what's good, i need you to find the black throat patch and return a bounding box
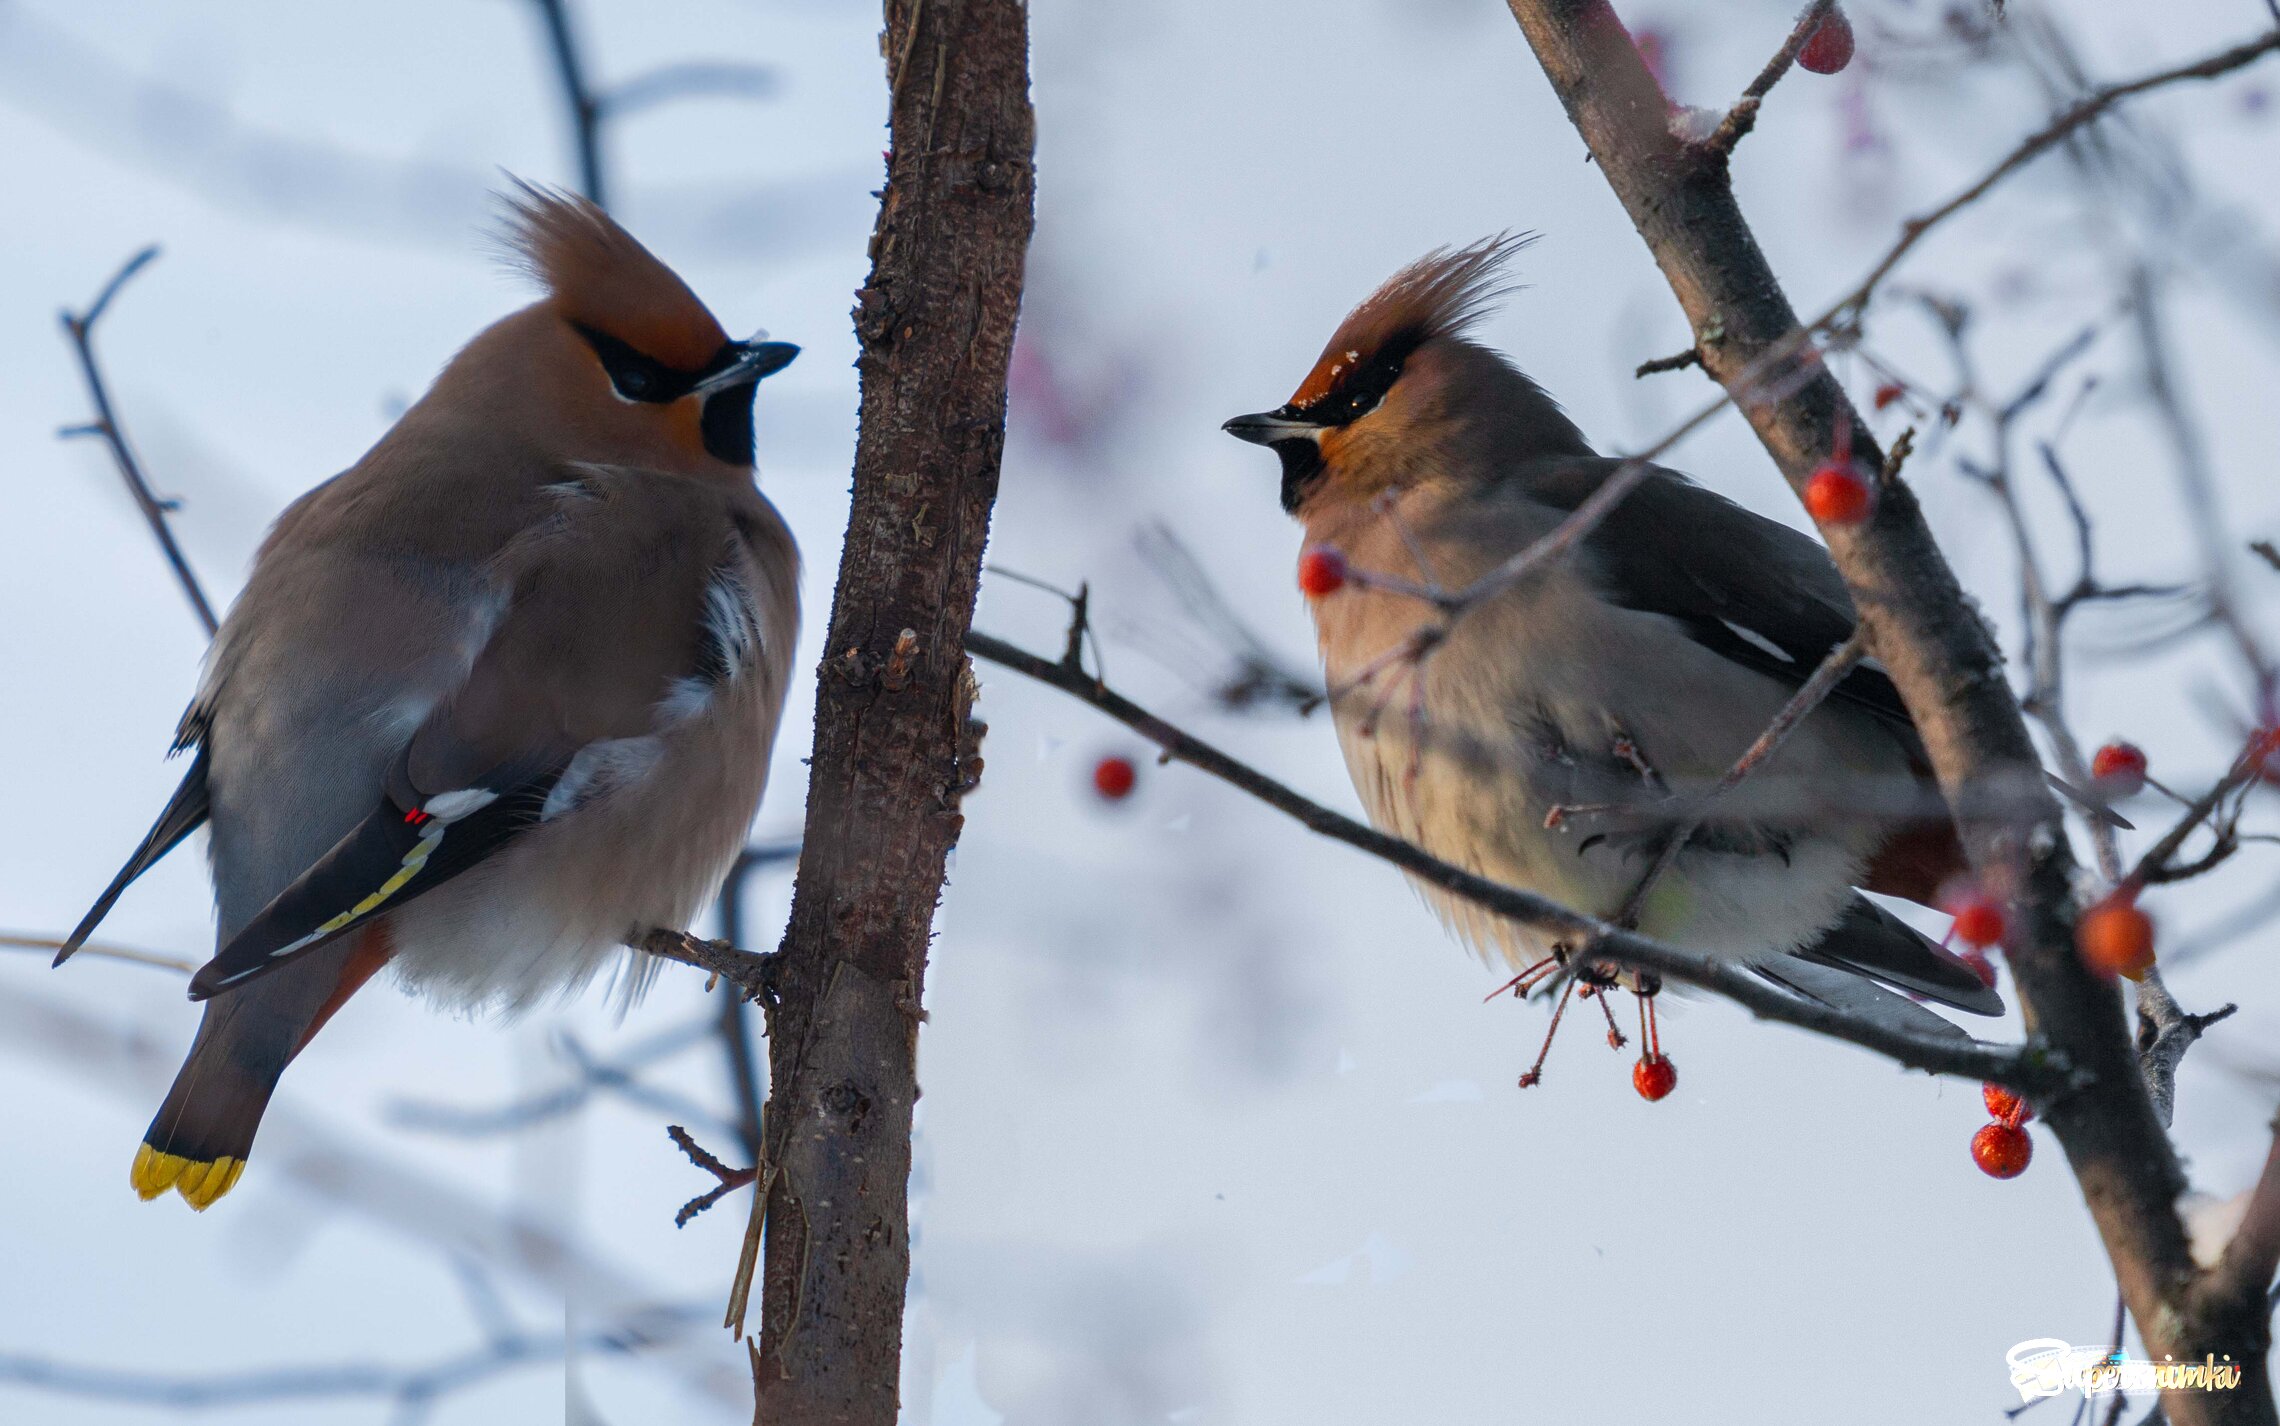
[1274,438,1325,513]
[701,382,757,466]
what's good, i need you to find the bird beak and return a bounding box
[694,339,801,396]
[1222,411,1322,445]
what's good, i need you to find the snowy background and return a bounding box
[3,1,2278,1422]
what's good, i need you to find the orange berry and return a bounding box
[1297,546,1348,599]
[2090,741,2148,797]
[1797,8,1855,75]
[1804,464,1875,525]
[1633,1054,1677,1101]
[1983,1083,2032,1125]
[1873,381,1905,411]
[1971,1121,2032,1179]
[1092,755,1137,801]
[2077,897,2155,979]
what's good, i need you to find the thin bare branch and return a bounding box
[387,1018,733,1140]
[1634,346,1701,378]
[1829,30,2280,323]
[667,1124,758,1228]
[2126,734,2275,890]
[59,247,218,637]
[527,0,605,208]
[2136,976,2239,1128]
[0,931,196,976]
[1701,0,1839,158]
[0,1306,710,1415]
[635,927,780,1003]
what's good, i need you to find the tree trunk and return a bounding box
[753,2,1034,1420]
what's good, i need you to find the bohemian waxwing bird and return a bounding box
[1222,235,2006,1067]
[57,183,802,1209]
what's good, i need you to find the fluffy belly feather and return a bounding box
[1317,562,1890,969]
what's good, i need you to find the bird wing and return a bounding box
[188,472,768,1001]
[57,744,213,965]
[1530,459,2125,839]
[1526,459,1923,741]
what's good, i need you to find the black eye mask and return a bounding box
[574,323,702,404]
[572,323,784,466]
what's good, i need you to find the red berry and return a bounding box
[1959,948,1997,989]
[1804,464,1875,525]
[2077,896,2155,980]
[1971,1121,2032,1179]
[1633,1054,1678,1101]
[1092,755,1137,801]
[1947,894,2006,949]
[1297,546,1349,599]
[1797,7,1855,75]
[1873,381,1905,411]
[2090,741,2148,797]
[1983,1083,2033,1125]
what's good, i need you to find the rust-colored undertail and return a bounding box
[133,924,394,1210]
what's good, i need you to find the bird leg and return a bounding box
[1516,971,1581,1089]
[1482,947,1569,1002]
[1496,954,1649,1088]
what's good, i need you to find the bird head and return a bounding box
[1224,234,1588,515]
[440,181,797,475]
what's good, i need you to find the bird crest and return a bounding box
[1289,232,1534,411]
[499,179,728,372]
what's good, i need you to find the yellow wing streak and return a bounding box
[297,821,448,946]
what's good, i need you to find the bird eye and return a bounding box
[572,322,692,404]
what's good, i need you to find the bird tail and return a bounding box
[135,925,393,1210]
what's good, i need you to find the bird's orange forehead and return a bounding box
[1290,347,1370,409]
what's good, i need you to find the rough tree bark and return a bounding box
[1500,3,2271,1420]
[752,3,1034,1421]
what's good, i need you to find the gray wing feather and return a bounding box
[1753,957,1977,1044]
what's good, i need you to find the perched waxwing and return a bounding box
[1224,235,2007,1048]
[59,182,802,1208]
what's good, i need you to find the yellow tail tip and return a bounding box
[130,1145,245,1210]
